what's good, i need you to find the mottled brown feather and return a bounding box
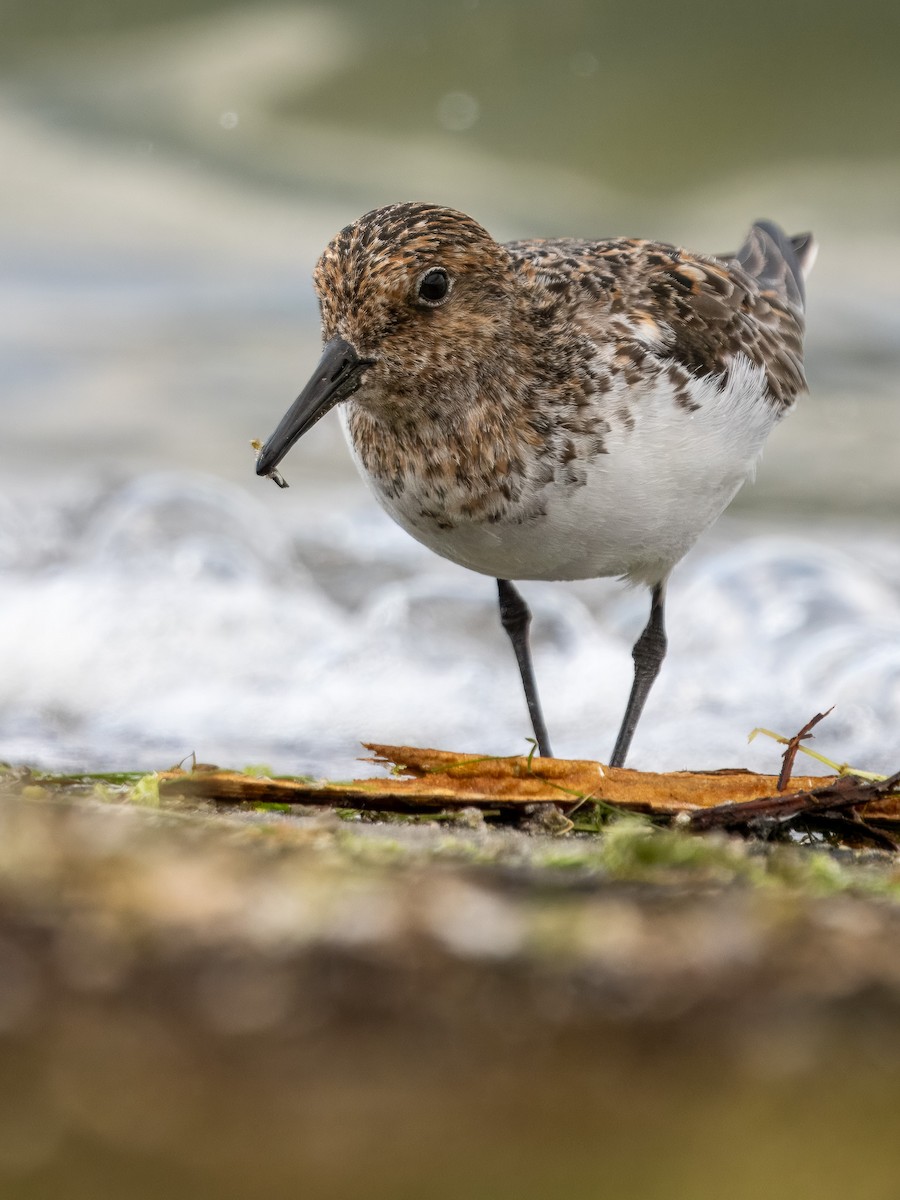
[506,230,807,409]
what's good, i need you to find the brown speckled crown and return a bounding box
[314,202,517,356]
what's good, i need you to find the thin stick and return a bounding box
[777,708,834,792]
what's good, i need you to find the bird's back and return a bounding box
[504,221,813,413]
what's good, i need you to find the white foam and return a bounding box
[0,473,897,779]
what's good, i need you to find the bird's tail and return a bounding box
[734,220,817,310]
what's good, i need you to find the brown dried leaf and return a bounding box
[154,743,900,823]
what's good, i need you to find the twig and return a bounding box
[689,769,900,835]
[749,724,883,782]
[777,708,833,792]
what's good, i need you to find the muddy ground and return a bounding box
[1,771,899,1199]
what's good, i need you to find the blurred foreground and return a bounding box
[1,777,900,1199]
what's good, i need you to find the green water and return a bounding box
[6,0,900,193]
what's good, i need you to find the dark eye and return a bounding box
[417,268,451,306]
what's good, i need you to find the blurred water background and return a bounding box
[2,0,899,777]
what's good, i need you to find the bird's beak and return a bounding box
[255,336,371,477]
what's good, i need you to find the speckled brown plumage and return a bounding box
[306,203,809,547]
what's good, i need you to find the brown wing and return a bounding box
[639,227,808,408]
[507,225,811,411]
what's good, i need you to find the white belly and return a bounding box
[342,358,780,586]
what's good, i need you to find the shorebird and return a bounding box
[255,203,814,767]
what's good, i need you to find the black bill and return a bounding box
[255,336,371,478]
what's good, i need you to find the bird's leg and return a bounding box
[610,581,667,768]
[496,579,553,758]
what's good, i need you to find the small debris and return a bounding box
[250,439,289,489]
[453,806,487,829]
[521,802,573,836]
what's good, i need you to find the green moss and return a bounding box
[33,769,148,786]
[243,765,317,783]
[243,763,276,778]
[126,774,160,808]
[597,817,752,877]
[20,784,50,801]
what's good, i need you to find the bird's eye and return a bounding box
[417,268,451,306]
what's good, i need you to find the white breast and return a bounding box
[341,355,779,586]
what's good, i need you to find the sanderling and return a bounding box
[256,203,815,766]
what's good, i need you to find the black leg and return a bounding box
[610,581,667,768]
[496,579,553,758]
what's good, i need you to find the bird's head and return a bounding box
[255,202,516,478]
